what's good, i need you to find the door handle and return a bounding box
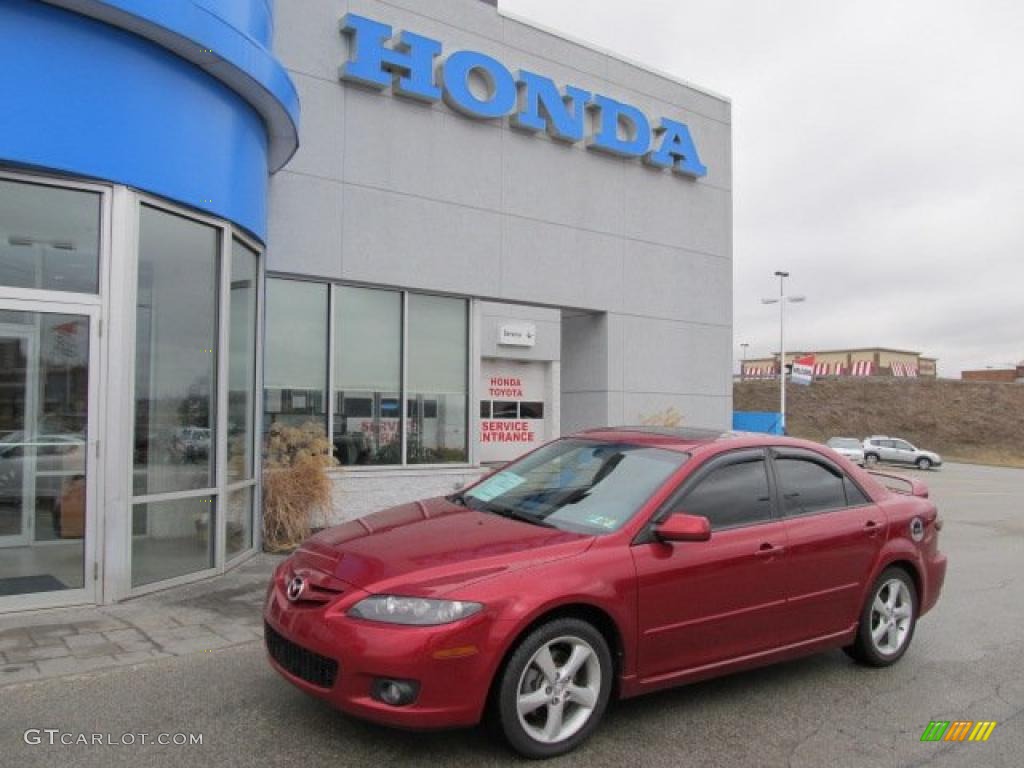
[864,520,881,537]
[755,542,785,558]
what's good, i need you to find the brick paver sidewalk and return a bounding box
[0,555,283,687]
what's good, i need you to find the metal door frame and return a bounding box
[0,322,38,547]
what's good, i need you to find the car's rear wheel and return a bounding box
[864,453,880,467]
[845,567,917,667]
[916,457,932,470]
[493,618,612,759]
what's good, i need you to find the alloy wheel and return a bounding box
[515,636,602,744]
[869,578,913,655]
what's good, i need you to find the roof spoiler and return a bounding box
[868,471,930,499]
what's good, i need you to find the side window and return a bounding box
[844,476,870,506]
[893,440,913,451]
[675,459,772,530]
[775,457,848,516]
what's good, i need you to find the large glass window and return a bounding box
[333,286,402,465]
[226,485,253,560]
[264,280,327,438]
[264,280,470,467]
[132,210,261,586]
[226,240,259,559]
[228,241,258,484]
[407,294,468,464]
[0,179,100,294]
[133,206,219,496]
[131,496,214,587]
[1,175,263,599]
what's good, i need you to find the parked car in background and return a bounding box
[171,426,211,462]
[265,427,946,758]
[0,432,86,500]
[826,437,865,465]
[863,436,942,470]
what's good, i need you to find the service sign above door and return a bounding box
[499,323,536,348]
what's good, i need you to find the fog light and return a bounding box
[371,678,419,707]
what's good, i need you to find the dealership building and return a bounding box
[0,0,732,610]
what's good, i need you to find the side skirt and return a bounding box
[620,625,858,699]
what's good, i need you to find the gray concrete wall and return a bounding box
[270,0,733,440]
[328,467,486,522]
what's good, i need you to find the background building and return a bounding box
[961,363,1024,383]
[0,0,732,609]
[742,348,937,380]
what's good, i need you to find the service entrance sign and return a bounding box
[479,360,549,463]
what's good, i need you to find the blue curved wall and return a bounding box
[193,0,274,46]
[0,0,299,240]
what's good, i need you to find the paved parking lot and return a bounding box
[2,462,1022,767]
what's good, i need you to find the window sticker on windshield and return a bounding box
[585,515,619,530]
[468,471,525,502]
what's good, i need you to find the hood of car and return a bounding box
[292,497,593,597]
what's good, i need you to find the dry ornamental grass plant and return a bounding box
[639,406,684,428]
[262,421,338,552]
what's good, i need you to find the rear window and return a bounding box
[775,457,849,516]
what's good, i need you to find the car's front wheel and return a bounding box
[845,567,918,667]
[493,618,612,758]
[916,457,932,470]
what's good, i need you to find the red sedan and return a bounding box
[264,428,947,758]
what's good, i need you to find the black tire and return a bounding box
[491,618,613,759]
[916,457,932,470]
[864,453,880,467]
[844,567,918,667]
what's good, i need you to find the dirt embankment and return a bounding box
[734,377,1024,467]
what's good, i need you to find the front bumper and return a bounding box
[263,570,500,730]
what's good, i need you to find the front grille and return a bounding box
[265,622,339,689]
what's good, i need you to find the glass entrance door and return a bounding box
[0,324,35,548]
[0,304,97,605]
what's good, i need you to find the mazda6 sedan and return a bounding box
[264,427,947,758]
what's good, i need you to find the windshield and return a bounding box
[828,438,861,449]
[461,439,688,535]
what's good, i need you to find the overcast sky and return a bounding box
[501,0,1024,377]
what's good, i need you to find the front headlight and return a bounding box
[348,596,483,626]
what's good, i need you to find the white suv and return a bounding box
[862,436,942,470]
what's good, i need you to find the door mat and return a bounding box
[0,574,68,596]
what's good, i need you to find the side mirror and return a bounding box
[655,513,711,543]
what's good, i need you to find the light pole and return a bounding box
[740,343,749,377]
[761,272,805,434]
